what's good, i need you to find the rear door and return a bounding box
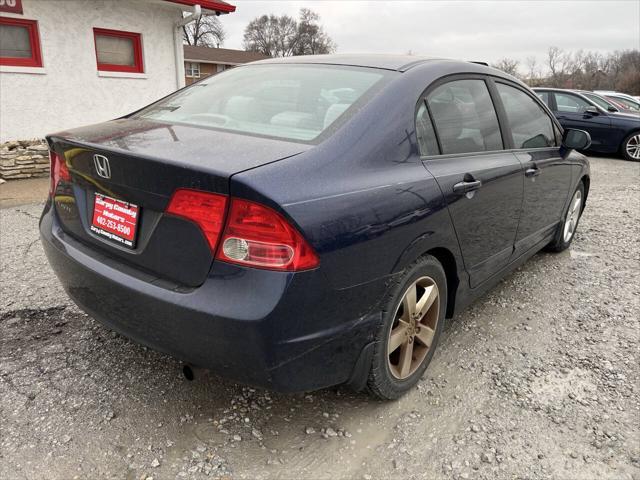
[494,81,572,255]
[418,76,524,288]
[551,91,613,150]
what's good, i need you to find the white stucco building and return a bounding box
[0,0,235,141]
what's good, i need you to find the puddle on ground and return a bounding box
[570,250,597,258]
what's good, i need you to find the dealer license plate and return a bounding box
[90,193,139,249]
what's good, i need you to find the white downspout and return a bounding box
[174,4,202,89]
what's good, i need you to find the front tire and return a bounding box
[367,255,447,400]
[621,131,640,162]
[547,182,585,252]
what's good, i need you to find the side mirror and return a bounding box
[584,106,599,115]
[562,129,591,151]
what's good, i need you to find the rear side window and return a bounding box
[426,79,502,155]
[415,102,439,155]
[496,84,555,149]
[535,91,550,106]
[554,92,591,113]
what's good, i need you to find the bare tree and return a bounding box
[294,9,336,55]
[242,14,298,57]
[482,47,639,94]
[492,58,520,77]
[525,56,540,86]
[243,9,336,57]
[183,15,225,47]
[547,46,567,80]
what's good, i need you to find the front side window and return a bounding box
[554,92,591,113]
[497,83,555,149]
[583,93,616,111]
[426,79,503,155]
[135,64,391,142]
[185,62,200,78]
[93,27,143,73]
[0,16,42,67]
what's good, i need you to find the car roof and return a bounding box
[252,54,461,72]
[532,87,576,92]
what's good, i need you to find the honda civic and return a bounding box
[40,55,591,399]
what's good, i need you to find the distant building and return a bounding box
[183,45,269,85]
[0,0,236,142]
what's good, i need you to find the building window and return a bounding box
[185,62,200,78]
[0,17,43,67]
[93,27,143,73]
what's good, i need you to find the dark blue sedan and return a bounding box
[40,55,591,399]
[534,87,640,161]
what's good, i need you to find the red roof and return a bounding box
[164,0,236,14]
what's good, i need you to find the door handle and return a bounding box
[525,167,541,177]
[453,179,482,194]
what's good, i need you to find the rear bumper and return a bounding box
[39,202,384,392]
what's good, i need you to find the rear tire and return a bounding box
[621,131,640,162]
[366,255,447,400]
[547,182,585,252]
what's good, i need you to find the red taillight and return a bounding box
[49,150,70,195]
[216,198,319,271]
[166,189,228,252]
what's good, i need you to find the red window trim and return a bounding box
[93,27,144,73]
[0,17,43,68]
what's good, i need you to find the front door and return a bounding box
[419,77,523,288]
[494,82,573,255]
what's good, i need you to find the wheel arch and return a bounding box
[580,174,590,208]
[392,233,463,320]
[424,247,459,319]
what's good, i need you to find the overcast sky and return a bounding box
[220,0,640,71]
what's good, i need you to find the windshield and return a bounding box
[134,64,390,142]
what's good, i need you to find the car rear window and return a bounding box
[134,64,390,142]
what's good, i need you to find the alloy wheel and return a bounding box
[626,134,640,160]
[563,189,582,243]
[387,276,440,379]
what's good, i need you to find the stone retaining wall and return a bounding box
[0,140,50,180]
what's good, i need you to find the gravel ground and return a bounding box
[0,156,638,480]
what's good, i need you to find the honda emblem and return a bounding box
[93,154,111,179]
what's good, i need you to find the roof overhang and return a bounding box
[164,0,236,14]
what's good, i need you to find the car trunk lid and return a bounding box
[48,118,310,287]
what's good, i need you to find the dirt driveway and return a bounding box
[1,156,638,480]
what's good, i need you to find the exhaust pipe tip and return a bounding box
[183,364,208,381]
[182,364,196,381]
